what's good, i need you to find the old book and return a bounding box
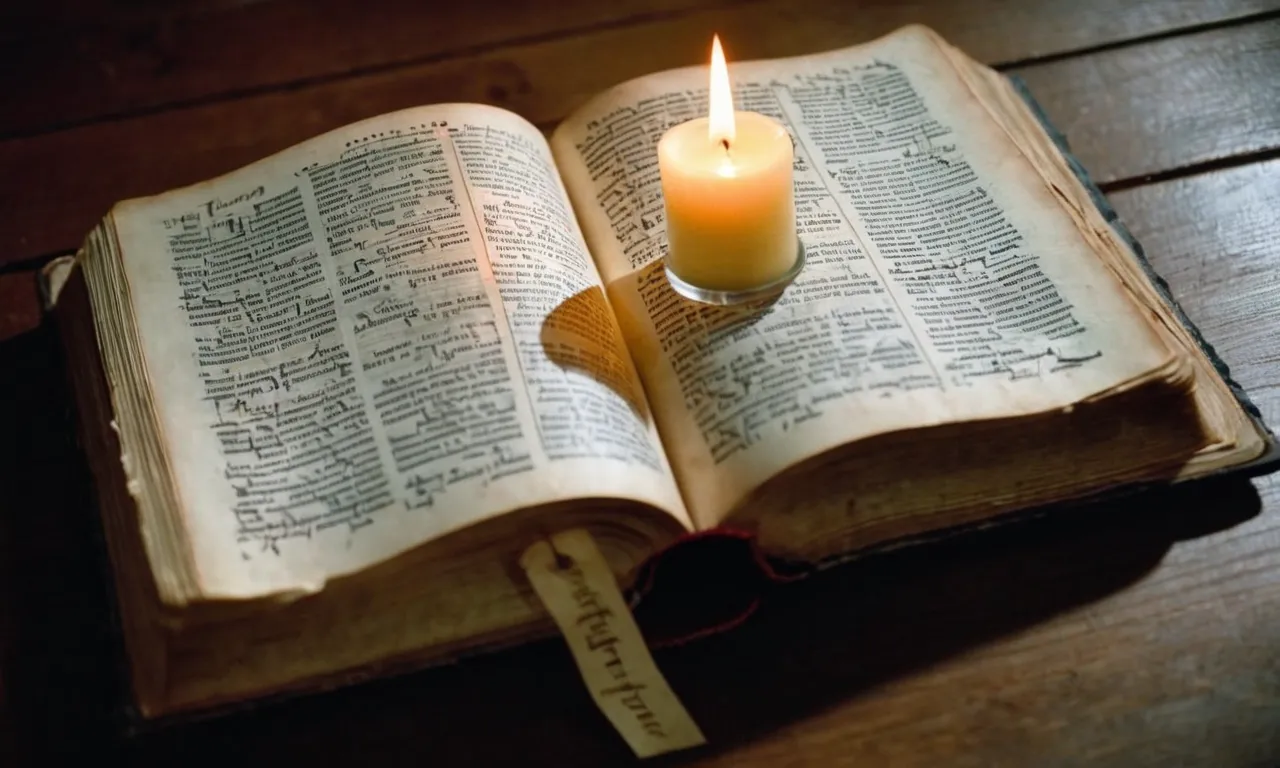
[44,24,1277,719]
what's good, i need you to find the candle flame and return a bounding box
[708,35,735,149]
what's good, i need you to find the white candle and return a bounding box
[658,36,797,293]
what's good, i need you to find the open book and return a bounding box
[46,25,1276,718]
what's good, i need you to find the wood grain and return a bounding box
[2,158,1278,767]
[4,11,1280,267]
[2,0,1272,137]
[1015,19,1280,185]
[0,0,748,137]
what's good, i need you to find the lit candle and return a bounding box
[658,36,798,298]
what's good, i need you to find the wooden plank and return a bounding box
[3,165,1279,765]
[3,14,1279,267]
[1,0,1272,137]
[1014,19,1280,185]
[0,0,747,138]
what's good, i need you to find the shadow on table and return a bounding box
[0,319,1263,767]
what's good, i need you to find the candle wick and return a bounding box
[720,138,730,153]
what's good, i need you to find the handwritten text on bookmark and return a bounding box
[521,529,706,758]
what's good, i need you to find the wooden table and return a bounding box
[2,1,1278,765]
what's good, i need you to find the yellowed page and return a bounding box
[111,104,689,601]
[550,26,1176,529]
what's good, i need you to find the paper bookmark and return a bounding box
[521,529,706,758]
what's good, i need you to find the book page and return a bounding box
[110,104,688,599]
[551,26,1176,528]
